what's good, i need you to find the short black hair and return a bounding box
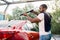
[41,4,47,9]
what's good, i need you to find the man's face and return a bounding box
[39,6,46,13]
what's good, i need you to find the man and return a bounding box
[23,4,52,40]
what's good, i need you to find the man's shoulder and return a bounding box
[38,13,44,16]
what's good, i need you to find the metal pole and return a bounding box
[4,4,9,20]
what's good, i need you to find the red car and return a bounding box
[0,20,39,40]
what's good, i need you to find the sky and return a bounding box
[0,1,55,15]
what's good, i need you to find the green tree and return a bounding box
[51,0,60,34]
[12,4,37,20]
[12,7,23,20]
[51,9,60,34]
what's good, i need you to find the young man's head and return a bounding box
[39,4,47,13]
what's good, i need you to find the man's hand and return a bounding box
[23,13,28,16]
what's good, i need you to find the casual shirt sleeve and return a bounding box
[37,13,44,20]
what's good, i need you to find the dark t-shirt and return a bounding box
[44,13,52,32]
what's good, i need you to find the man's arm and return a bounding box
[23,13,42,23]
[26,15,41,23]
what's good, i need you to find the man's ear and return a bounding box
[44,8,47,10]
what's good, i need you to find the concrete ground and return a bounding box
[51,35,60,40]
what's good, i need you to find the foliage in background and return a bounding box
[51,8,60,34]
[51,0,60,34]
[12,4,36,20]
